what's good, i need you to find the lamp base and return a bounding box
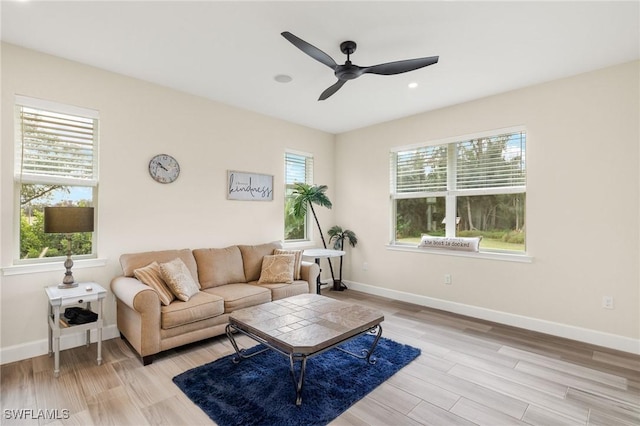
[58,252,77,289]
[58,282,79,289]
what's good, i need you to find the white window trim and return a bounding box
[284,149,314,243]
[282,240,318,250]
[387,244,533,263]
[390,125,526,153]
[15,95,99,119]
[14,96,100,264]
[1,257,108,276]
[390,126,528,259]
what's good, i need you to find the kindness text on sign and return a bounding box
[227,171,274,201]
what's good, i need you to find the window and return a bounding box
[391,129,526,252]
[284,151,313,241]
[15,96,99,262]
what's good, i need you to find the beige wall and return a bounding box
[1,42,638,360]
[0,43,335,356]
[335,60,640,351]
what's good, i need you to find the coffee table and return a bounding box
[225,293,384,405]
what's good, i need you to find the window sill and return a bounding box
[386,245,533,263]
[1,258,109,276]
[283,240,318,250]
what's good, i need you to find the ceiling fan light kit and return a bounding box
[281,31,439,100]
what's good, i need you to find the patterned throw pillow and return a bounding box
[273,249,302,279]
[159,258,200,301]
[133,261,175,306]
[258,254,295,284]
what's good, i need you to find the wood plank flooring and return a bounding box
[1,290,638,425]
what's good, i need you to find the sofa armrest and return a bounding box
[111,276,160,312]
[299,261,320,293]
[110,276,162,358]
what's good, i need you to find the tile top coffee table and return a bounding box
[225,293,384,405]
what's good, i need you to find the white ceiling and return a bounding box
[2,1,639,134]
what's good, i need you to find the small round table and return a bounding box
[302,249,345,293]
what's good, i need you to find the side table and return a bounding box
[302,249,345,293]
[45,282,106,377]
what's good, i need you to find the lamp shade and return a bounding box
[44,207,94,234]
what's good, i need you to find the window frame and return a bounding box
[284,149,314,243]
[390,126,527,256]
[13,96,99,265]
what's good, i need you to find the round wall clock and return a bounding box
[148,154,180,184]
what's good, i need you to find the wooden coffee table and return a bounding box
[225,293,384,405]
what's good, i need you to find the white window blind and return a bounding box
[392,145,448,194]
[392,130,526,194]
[15,98,99,186]
[285,151,313,185]
[456,131,526,190]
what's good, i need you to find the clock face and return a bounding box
[149,154,180,184]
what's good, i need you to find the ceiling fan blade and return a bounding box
[319,79,347,101]
[365,56,439,76]
[281,31,337,70]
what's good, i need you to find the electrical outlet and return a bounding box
[362,262,369,271]
[444,274,452,285]
[602,296,614,309]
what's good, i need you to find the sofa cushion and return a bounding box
[257,280,309,301]
[160,291,224,329]
[273,249,302,280]
[160,258,200,302]
[238,241,282,282]
[203,283,271,313]
[193,246,246,289]
[258,254,295,284]
[133,261,175,306]
[120,249,199,285]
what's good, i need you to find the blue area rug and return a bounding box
[173,334,421,426]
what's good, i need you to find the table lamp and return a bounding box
[44,207,94,289]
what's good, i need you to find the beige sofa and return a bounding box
[110,241,319,365]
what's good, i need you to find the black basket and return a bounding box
[64,307,98,324]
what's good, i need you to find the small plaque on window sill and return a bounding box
[418,236,481,252]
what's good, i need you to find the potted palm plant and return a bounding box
[290,183,336,282]
[328,226,358,291]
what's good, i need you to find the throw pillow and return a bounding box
[133,261,175,306]
[238,241,282,282]
[159,258,200,302]
[273,249,302,280]
[258,254,295,284]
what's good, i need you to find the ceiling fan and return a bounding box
[281,31,439,101]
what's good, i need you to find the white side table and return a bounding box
[302,249,345,294]
[45,282,106,377]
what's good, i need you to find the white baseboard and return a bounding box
[3,285,638,364]
[0,324,120,365]
[344,281,640,355]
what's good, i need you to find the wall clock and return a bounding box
[148,154,180,184]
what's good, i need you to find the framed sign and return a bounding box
[227,170,274,201]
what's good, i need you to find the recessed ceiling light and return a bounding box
[274,74,293,83]
[408,82,419,89]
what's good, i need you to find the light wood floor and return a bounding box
[1,289,639,425]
